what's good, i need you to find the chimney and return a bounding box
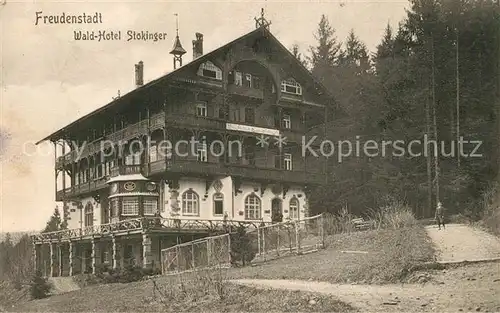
[134,61,144,87]
[192,33,203,60]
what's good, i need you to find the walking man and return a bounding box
[435,202,446,230]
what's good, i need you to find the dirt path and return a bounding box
[425,223,500,262]
[48,277,80,295]
[231,224,500,312]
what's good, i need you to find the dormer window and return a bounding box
[281,78,302,95]
[196,102,207,117]
[197,61,222,80]
[282,114,291,129]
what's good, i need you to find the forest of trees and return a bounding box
[301,0,500,219]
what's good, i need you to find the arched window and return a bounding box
[289,198,299,219]
[244,194,261,220]
[281,78,302,95]
[84,202,94,227]
[182,189,199,216]
[197,61,222,80]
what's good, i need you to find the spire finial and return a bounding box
[174,13,179,36]
[255,8,271,30]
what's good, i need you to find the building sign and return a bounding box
[226,123,280,136]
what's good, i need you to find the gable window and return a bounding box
[234,71,243,86]
[182,189,199,216]
[289,198,299,219]
[143,197,158,216]
[197,142,208,162]
[282,114,291,129]
[196,102,207,117]
[122,197,139,216]
[244,74,252,88]
[245,107,255,124]
[281,78,302,95]
[244,194,261,220]
[197,61,222,80]
[213,193,224,216]
[284,153,292,171]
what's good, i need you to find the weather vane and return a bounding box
[255,8,271,30]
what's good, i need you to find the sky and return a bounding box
[0,0,409,233]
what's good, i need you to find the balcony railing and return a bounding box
[110,165,143,177]
[31,217,273,243]
[228,85,264,99]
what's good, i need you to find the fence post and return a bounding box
[191,242,195,269]
[227,234,231,266]
[257,227,261,256]
[176,245,180,272]
[262,228,266,261]
[295,221,301,254]
[276,225,280,257]
[207,238,211,267]
[320,214,325,248]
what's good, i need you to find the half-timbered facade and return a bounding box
[32,13,330,277]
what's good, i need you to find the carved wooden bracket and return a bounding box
[205,179,214,197]
[283,184,290,199]
[168,179,180,190]
[260,182,268,197]
[92,194,101,204]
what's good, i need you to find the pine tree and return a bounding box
[43,207,63,233]
[308,14,342,79]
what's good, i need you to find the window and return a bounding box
[244,194,261,220]
[245,107,255,124]
[197,143,208,162]
[197,61,222,80]
[213,193,224,216]
[218,104,229,120]
[122,197,139,216]
[245,146,255,166]
[110,198,120,217]
[281,78,302,95]
[234,71,243,86]
[125,152,141,165]
[149,145,158,162]
[282,114,291,129]
[244,74,252,88]
[196,102,207,117]
[182,190,199,215]
[289,198,299,219]
[252,76,261,89]
[143,197,158,216]
[84,202,94,227]
[284,153,292,171]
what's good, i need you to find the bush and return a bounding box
[368,201,417,229]
[29,271,51,299]
[230,226,257,266]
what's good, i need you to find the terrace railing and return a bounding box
[31,217,272,243]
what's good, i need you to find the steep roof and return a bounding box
[37,26,334,144]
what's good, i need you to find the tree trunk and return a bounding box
[431,35,440,207]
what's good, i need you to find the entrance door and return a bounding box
[271,198,283,223]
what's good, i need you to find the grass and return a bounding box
[10,275,354,312]
[478,184,500,236]
[227,226,435,284]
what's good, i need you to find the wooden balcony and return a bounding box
[31,217,272,243]
[165,159,325,185]
[228,85,264,99]
[110,165,143,177]
[56,177,108,201]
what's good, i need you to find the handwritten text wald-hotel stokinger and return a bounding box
[74,30,168,42]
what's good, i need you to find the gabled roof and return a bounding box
[37,26,334,144]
